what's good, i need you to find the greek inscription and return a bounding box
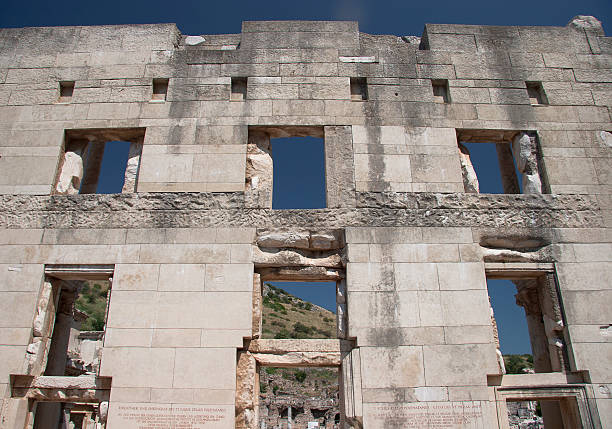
[371,402,484,428]
[115,405,228,428]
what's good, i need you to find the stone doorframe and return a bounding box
[494,383,602,429]
[235,339,363,429]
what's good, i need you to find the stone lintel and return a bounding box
[248,338,352,353]
[45,265,114,280]
[11,375,112,402]
[485,262,555,279]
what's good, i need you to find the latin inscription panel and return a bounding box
[364,401,491,428]
[108,403,233,429]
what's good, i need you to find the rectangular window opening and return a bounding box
[457,130,545,195]
[55,128,145,195]
[58,81,74,103]
[486,273,568,375]
[431,79,450,103]
[259,366,340,429]
[262,281,337,340]
[151,78,168,101]
[231,77,247,101]
[28,266,113,427]
[271,136,326,209]
[350,77,368,101]
[32,402,104,429]
[526,81,548,105]
[506,398,580,429]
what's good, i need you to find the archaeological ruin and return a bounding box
[0,15,610,429]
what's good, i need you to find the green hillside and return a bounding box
[261,284,336,339]
[75,281,110,331]
[503,354,534,374]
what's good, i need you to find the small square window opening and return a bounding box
[526,82,548,105]
[431,79,450,103]
[58,81,74,103]
[231,77,248,101]
[151,78,169,101]
[350,77,368,101]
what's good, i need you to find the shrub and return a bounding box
[295,370,307,383]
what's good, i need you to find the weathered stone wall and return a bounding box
[0,17,610,429]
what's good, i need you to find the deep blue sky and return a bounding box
[6,0,590,353]
[0,0,609,36]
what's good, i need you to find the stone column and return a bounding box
[55,141,88,195]
[122,139,143,193]
[495,143,520,194]
[34,286,78,429]
[458,143,479,193]
[79,142,106,194]
[514,281,550,372]
[514,281,564,428]
[324,126,356,208]
[246,131,273,208]
[511,133,542,194]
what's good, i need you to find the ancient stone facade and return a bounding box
[0,16,610,429]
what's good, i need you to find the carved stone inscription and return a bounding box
[368,401,486,428]
[110,404,231,428]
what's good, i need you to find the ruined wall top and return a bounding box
[0,17,608,56]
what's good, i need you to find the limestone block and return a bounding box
[138,153,194,183]
[544,157,598,185]
[354,154,412,185]
[195,125,247,146]
[437,262,486,291]
[562,290,612,324]
[0,328,31,345]
[109,387,152,402]
[202,292,252,330]
[347,263,396,291]
[114,264,159,291]
[348,291,420,329]
[441,290,491,326]
[154,292,208,328]
[393,263,439,291]
[556,262,612,291]
[138,244,231,264]
[572,243,612,262]
[410,154,463,185]
[0,155,57,187]
[201,329,251,347]
[272,99,325,116]
[0,264,44,292]
[389,244,459,263]
[449,87,492,104]
[423,344,498,386]
[104,328,152,347]
[230,244,253,263]
[205,264,253,292]
[173,348,236,389]
[100,347,175,388]
[191,153,246,184]
[152,329,201,348]
[0,346,27,383]
[126,229,166,244]
[86,103,132,120]
[418,291,443,326]
[360,346,425,388]
[107,291,157,329]
[158,264,205,291]
[571,342,612,383]
[0,292,38,328]
[280,62,338,76]
[42,228,127,245]
[444,325,494,345]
